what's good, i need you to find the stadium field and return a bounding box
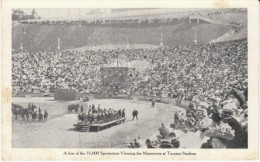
[12,97,204,148]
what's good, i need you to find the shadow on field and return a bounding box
[67,128,77,131]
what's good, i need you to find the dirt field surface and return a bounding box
[12,97,205,148]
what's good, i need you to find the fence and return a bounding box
[14,91,191,108]
[54,89,77,100]
[14,93,54,97]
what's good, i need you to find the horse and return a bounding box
[12,103,26,120]
[68,104,79,113]
[23,108,30,121]
[31,111,37,120]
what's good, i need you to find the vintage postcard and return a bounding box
[1,0,259,160]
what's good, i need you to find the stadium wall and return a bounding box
[13,92,190,108]
[94,93,132,99]
[14,93,54,97]
[54,89,77,100]
[132,95,190,109]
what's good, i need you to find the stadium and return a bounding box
[12,8,248,149]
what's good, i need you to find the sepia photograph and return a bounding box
[1,0,259,161]
[11,8,248,149]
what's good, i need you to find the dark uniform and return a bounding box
[44,110,48,121]
[151,98,156,107]
[122,109,126,118]
[132,109,138,120]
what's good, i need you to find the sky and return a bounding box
[18,8,213,19]
[18,9,93,19]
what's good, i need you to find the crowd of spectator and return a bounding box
[20,16,189,26]
[12,38,247,101]
[144,89,248,149]
[12,38,248,148]
[139,38,247,148]
[149,84,248,149]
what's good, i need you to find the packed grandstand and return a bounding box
[12,39,247,99]
[12,8,248,149]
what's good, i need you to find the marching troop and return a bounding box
[76,104,126,124]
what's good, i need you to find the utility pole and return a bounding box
[194,27,197,45]
[78,8,82,27]
[20,37,23,51]
[79,8,81,19]
[126,34,129,49]
[160,32,163,46]
[18,8,21,22]
[92,36,95,49]
[57,37,60,52]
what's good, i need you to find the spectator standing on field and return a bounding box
[132,109,138,120]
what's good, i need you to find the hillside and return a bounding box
[12,21,231,51]
[210,26,247,43]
